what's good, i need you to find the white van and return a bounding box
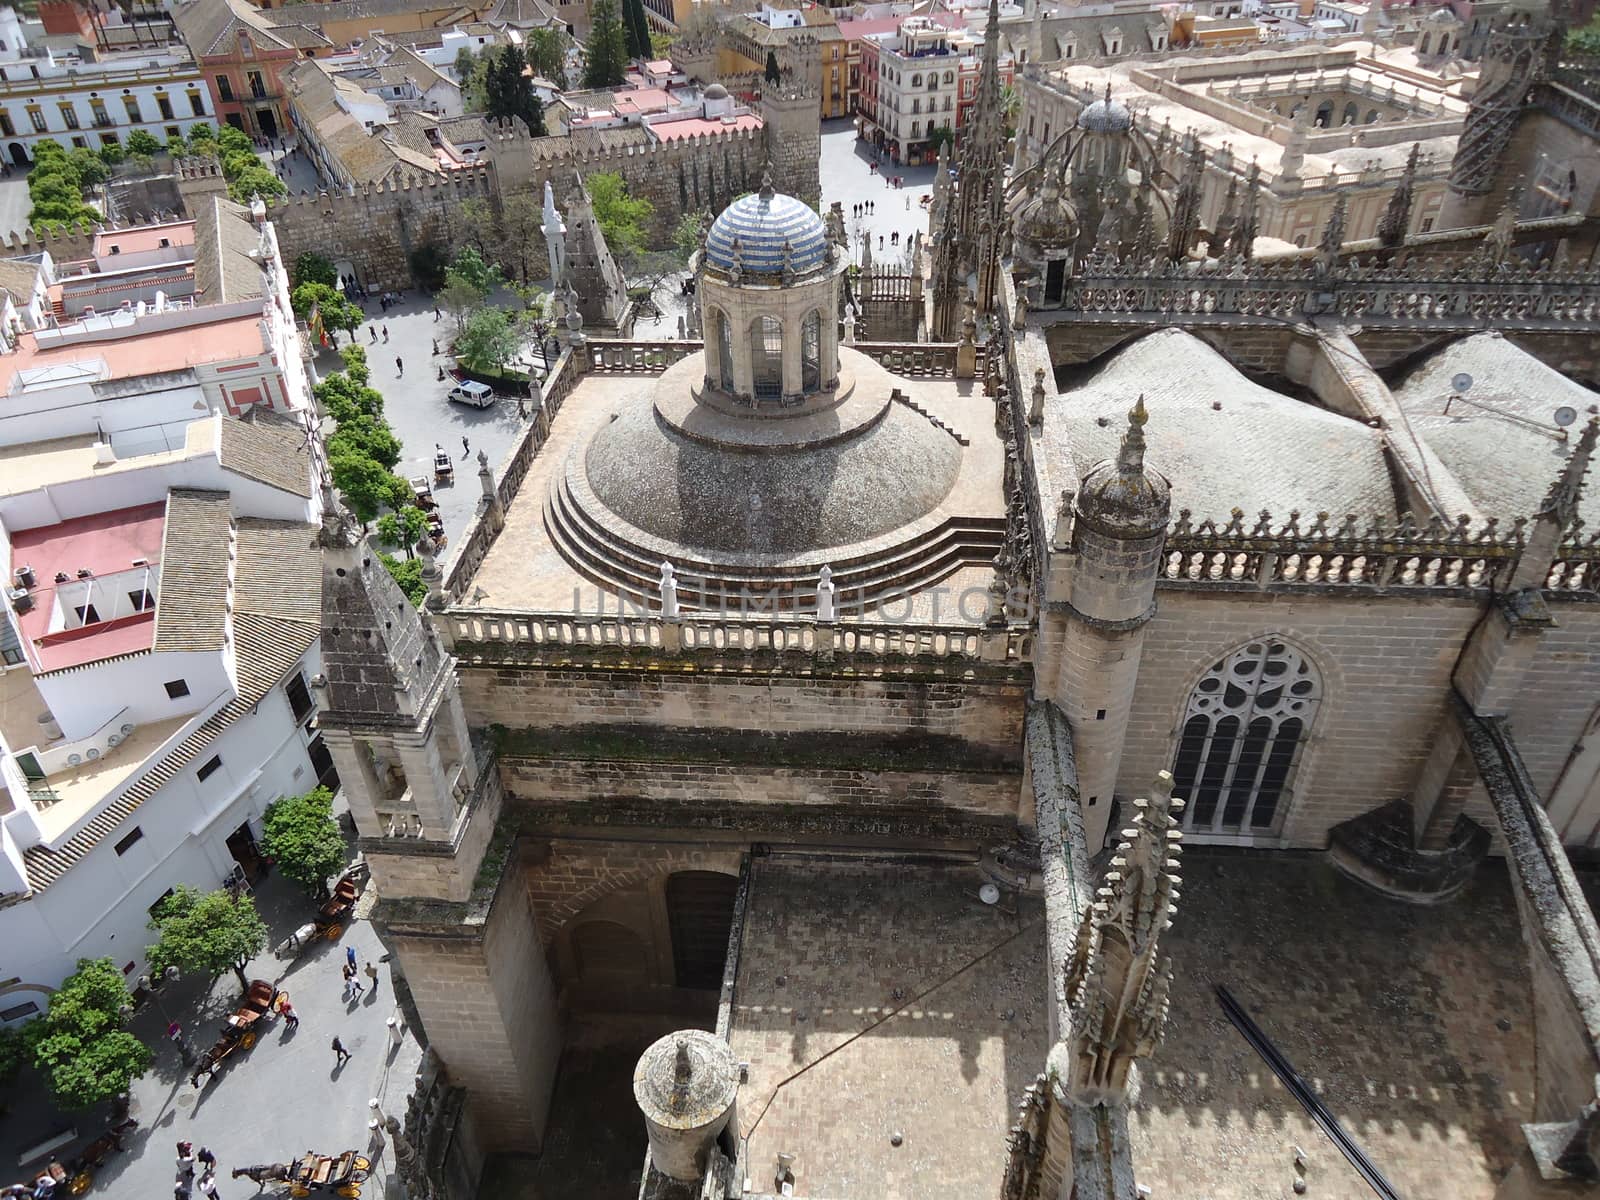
[447,380,495,409]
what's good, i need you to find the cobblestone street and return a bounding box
[0,864,421,1200]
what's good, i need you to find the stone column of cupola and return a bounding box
[730,318,755,399]
[782,308,806,397]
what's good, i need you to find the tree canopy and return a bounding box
[293,252,338,289]
[456,305,522,375]
[147,886,268,991]
[377,505,431,560]
[27,140,100,228]
[26,959,151,1111]
[125,129,162,157]
[484,44,546,136]
[292,281,363,343]
[622,0,653,61]
[317,348,412,529]
[526,27,569,83]
[584,0,630,88]
[586,172,652,261]
[261,787,348,897]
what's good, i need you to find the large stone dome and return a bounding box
[704,184,829,277]
[1079,94,1133,134]
[581,352,961,559]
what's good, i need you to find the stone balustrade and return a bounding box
[585,341,702,373]
[1055,254,1600,329]
[439,608,1034,665]
[1153,508,1600,597]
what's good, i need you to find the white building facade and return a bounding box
[0,8,213,166]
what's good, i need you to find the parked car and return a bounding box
[446,380,495,409]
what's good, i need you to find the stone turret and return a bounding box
[634,1030,740,1184]
[1044,398,1170,850]
[760,81,821,207]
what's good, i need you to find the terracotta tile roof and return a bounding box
[192,195,265,305]
[150,489,233,653]
[22,517,321,892]
[218,415,314,497]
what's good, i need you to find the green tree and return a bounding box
[187,122,217,146]
[765,49,781,85]
[484,44,545,136]
[456,305,521,374]
[292,281,362,342]
[315,353,386,423]
[0,1021,28,1084]
[331,450,407,526]
[586,171,652,260]
[227,164,286,204]
[526,27,568,83]
[584,0,629,88]
[125,129,162,157]
[165,134,189,158]
[97,140,126,166]
[261,787,347,898]
[448,245,503,296]
[622,0,652,61]
[377,505,430,559]
[217,124,253,156]
[672,207,709,266]
[26,959,150,1112]
[292,252,338,289]
[927,123,955,154]
[455,46,487,110]
[440,278,483,332]
[382,553,426,606]
[328,413,402,470]
[147,886,268,992]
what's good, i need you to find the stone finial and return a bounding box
[1117,395,1149,474]
[1029,367,1046,426]
[817,565,837,621]
[759,168,776,201]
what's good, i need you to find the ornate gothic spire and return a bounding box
[1538,411,1599,530]
[1209,174,1239,259]
[1378,142,1421,248]
[1235,158,1260,260]
[954,0,1008,309]
[1059,770,1184,1105]
[1316,192,1347,270]
[1116,395,1149,476]
[1166,138,1205,262]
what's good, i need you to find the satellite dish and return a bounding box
[978,882,1001,906]
[1554,406,1578,428]
[1451,372,1474,394]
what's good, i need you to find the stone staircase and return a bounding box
[889,388,969,446]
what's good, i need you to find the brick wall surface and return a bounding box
[459,667,1028,755]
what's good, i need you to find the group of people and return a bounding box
[174,1142,222,1200]
[850,201,877,219]
[342,945,377,1003]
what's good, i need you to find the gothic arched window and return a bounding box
[712,308,732,390]
[1170,639,1321,836]
[750,315,782,399]
[1341,101,1358,125]
[801,310,821,391]
[1314,100,1333,127]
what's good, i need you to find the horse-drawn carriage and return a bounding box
[408,477,446,548]
[273,863,369,961]
[231,1151,371,1197]
[4,1120,135,1199]
[190,979,279,1087]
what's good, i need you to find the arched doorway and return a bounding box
[665,871,738,991]
[8,142,26,166]
[1170,638,1322,836]
[750,315,782,399]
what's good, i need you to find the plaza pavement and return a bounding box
[0,864,421,1200]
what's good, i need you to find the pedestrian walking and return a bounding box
[332,1036,351,1065]
[177,1142,195,1177]
[382,325,389,343]
[346,945,357,970]
[363,961,378,991]
[433,305,441,321]
[197,1148,215,1172]
[368,326,377,343]
[461,436,470,457]
[349,973,364,1001]
[280,999,299,1029]
[432,338,439,355]
[396,356,404,376]
[197,1172,219,1200]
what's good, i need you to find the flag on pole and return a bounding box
[308,303,329,347]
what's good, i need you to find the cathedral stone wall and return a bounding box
[458,667,1027,756]
[1506,603,1600,799]
[1116,589,1488,847]
[499,757,1020,822]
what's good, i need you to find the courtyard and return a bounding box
[0,864,420,1200]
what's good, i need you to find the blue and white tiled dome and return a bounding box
[705,184,829,277]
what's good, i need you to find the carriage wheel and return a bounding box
[324,922,343,941]
[336,1186,361,1198]
[352,1157,370,1173]
[241,1031,257,1050]
[70,1171,92,1195]
[289,1187,310,1198]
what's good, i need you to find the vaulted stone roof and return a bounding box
[1046,329,1400,523]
